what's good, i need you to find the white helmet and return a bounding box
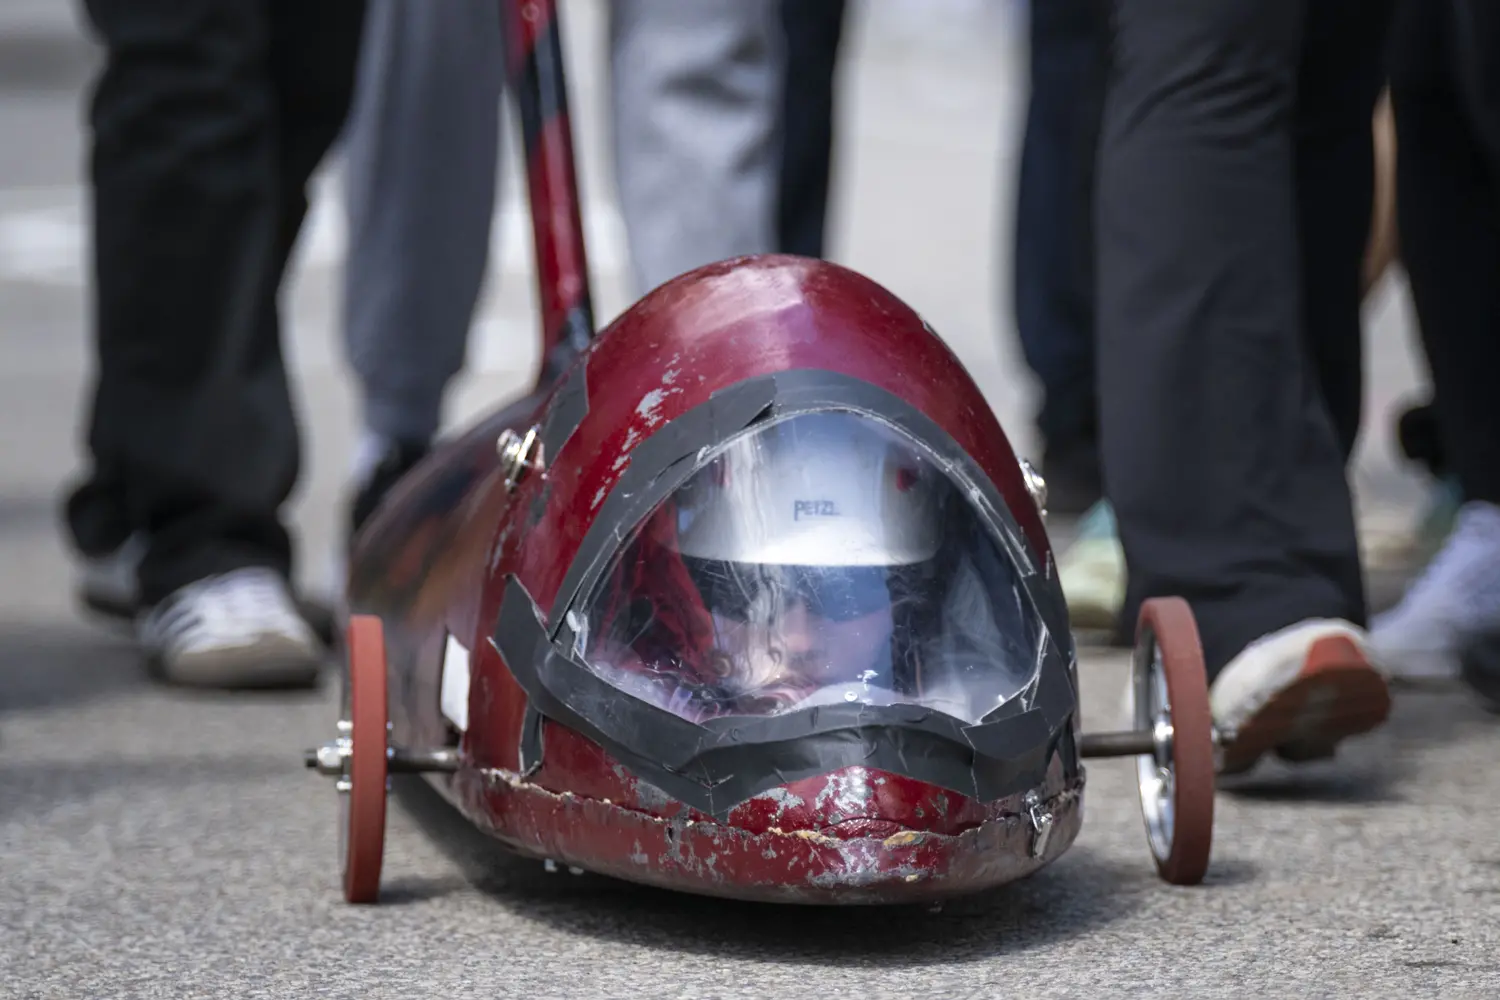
[671,411,944,568]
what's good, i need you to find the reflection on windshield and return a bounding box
[577,411,1042,725]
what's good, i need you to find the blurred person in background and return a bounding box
[743,0,1423,676]
[1371,0,1500,706]
[769,0,1115,645]
[1349,92,1469,588]
[1047,13,1414,646]
[1095,0,1397,772]
[64,0,367,687]
[772,0,1112,499]
[342,0,784,540]
[769,0,1127,636]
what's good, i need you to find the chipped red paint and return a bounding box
[466,254,1052,775]
[529,720,693,821]
[351,254,1071,902]
[452,766,1084,904]
[507,254,1048,630]
[725,769,992,838]
[515,724,1041,844]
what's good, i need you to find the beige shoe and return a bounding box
[1057,501,1125,631]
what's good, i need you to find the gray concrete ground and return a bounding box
[1,3,1496,997]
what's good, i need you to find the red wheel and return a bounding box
[1133,598,1215,886]
[341,614,388,903]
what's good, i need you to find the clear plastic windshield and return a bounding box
[573,411,1044,725]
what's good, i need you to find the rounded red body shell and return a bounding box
[361,255,1078,903]
[514,252,1046,611]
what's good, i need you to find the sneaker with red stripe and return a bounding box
[1209,619,1392,775]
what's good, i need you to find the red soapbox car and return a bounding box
[303,0,1219,905]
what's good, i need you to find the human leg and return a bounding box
[339,0,505,538]
[609,0,783,294]
[1293,0,1395,461]
[1096,0,1386,770]
[75,0,294,602]
[69,0,364,685]
[1371,0,1500,681]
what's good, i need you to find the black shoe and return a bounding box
[1460,632,1500,714]
[349,439,430,546]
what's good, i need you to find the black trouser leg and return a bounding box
[1389,0,1500,506]
[1013,0,1107,509]
[1097,0,1366,677]
[775,0,846,258]
[1296,0,1394,460]
[69,0,363,605]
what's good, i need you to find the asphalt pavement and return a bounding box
[1,3,1497,997]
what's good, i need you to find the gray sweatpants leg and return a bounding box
[343,0,782,440]
[340,0,503,447]
[610,0,784,294]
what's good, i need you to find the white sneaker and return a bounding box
[138,567,323,688]
[1210,619,1391,775]
[1369,500,1500,685]
[79,533,146,618]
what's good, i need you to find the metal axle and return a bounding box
[1079,729,1158,759]
[1080,723,1228,760]
[304,743,461,776]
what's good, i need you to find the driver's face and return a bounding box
[712,599,894,691]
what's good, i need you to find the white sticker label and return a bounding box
[440,633,471,732]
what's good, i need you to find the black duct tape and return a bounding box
[493,368,1078,818]
[495,575,1076,819]
[546,378,778,641]
[538,356,590,465]
[546,369,1061,643]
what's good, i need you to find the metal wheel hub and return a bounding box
[304,719,356,870]
[1134,642,1177,863]
[308,719,354,780]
